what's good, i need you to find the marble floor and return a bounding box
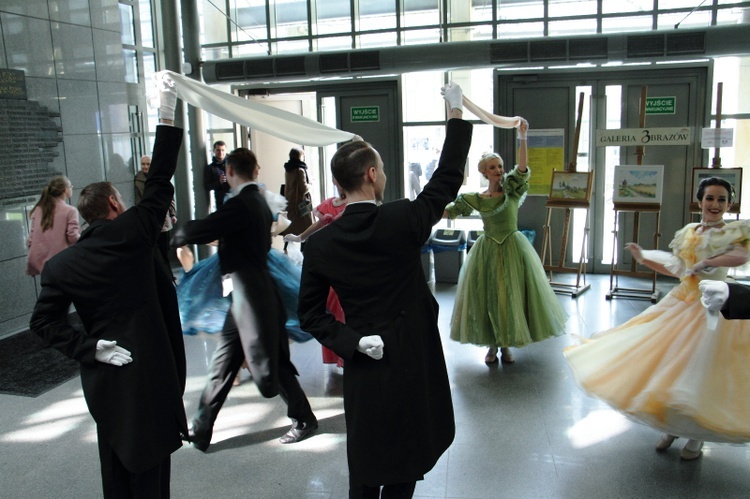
[2,274,749,498]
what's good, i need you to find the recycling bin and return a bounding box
[519,229,536,245]
[430,229,466,284]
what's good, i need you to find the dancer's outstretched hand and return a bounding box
[518,118,529,140]
[624,242,644,263]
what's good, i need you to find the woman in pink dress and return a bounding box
[26,176,80,276]
[285,193,347,366]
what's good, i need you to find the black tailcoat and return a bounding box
[722,283,750,319]
[299,119,473,486]
[30,125,188,473]
[174,183,290,397]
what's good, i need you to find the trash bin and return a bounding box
[431,229,466,284]
[467,229,484,253]
[420,242,433,282]
[519,229,536,245]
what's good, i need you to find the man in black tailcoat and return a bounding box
[30,75,187,497]
[298,82,472,498]
[171,147,317,452]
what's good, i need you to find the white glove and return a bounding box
[440,81,463,111]
[699,280,730,312]
[517,118,529,140]
[357,335,384,360]
[156,71,177,121]
[95,340,133,367]
[624,242,644,263]
[284,234,302,243]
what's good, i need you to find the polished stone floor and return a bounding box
[2,274,749,498]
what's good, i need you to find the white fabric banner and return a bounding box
[462,95,523,129]
[164,71,356,146]
[162,71,524,145]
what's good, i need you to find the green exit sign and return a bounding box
[351,106,380,122]
[645,97,676,114]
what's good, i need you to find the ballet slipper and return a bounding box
[680,440,704,461]
[655,434,677,451]
[500,347,515,364]
[484,347,498,365]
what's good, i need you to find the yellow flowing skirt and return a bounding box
[565,280,750,443]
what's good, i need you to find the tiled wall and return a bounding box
[0,0,132,338]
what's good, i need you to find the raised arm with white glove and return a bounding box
[157,72,177,122]
[357,335,384,360]
[95,340,133,367]
[441,81,463,112]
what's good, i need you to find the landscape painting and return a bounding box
[613,165,664,204]
[548,171,593,204]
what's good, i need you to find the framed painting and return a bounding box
[613,165,664,205]
[690,167,742,213]
[547,171,594,206]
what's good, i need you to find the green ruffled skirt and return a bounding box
[450,231,568,347]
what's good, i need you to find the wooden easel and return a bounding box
[606,86,661,303]
[541,92,592,297]
[689,82,741,219]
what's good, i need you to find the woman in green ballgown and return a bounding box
[444,120,567,364]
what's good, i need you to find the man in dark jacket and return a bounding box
[298,83,472,498]
[172,146,317,452]
[204,140,229,210]
[30,77,187,498]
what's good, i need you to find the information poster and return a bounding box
[701,128,733,148]
[522,129,565,196]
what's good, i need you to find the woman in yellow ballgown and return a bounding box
[565,177,750,460]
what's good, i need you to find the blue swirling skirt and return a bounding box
[177,249,312,342]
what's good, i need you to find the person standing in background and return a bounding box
[134,155,150,203]
[204,141,229,211]
[26,175,80,276]
[136,154,177,277]
[280,147,313,247]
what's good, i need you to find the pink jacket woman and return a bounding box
[26,176,80,276]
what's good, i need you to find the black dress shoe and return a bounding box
[279,418,318,444]
[188,425,212,452]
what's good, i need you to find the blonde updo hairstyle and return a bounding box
[477,152,503,178]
